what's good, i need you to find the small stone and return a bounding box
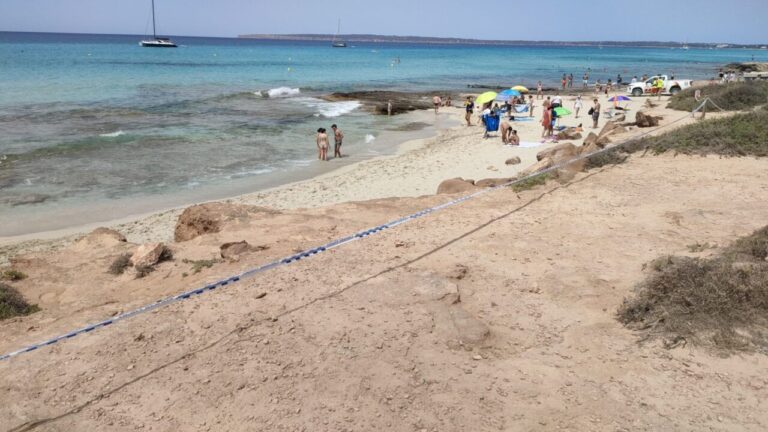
[472,355,483,361]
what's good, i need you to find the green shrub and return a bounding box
[1,269,27,281]
[0,282,40,320]
[668,81,768,112]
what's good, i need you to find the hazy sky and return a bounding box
[1,0,767,44]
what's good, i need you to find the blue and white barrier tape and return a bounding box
[0,103,706,363]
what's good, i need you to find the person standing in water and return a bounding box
[316,128,329,161]
[331,124,344,159]
[387,100,393,116]
[432,95,442,114]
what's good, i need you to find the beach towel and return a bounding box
[514,104,529,113]
[518,142,542,148]
[512,117,535,122]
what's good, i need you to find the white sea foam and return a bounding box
[99,130,125,138]
[365,134,376,144]
[298,98,361,118]
[266,87,301,98]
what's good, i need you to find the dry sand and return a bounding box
[2,152,768,431]
[3,92,764,431]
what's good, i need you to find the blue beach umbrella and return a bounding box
[495,88,522,101]
[608,95,631,102]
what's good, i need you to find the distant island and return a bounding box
[238,34,768,49]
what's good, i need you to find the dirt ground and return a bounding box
[2,153,768,432]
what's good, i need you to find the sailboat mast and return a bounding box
[151,0,157,39]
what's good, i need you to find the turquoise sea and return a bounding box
[0,31,765,236]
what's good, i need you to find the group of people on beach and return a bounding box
[315,124,344,161]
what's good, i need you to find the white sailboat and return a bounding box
[140,0,177,48]
[332,19,347,48]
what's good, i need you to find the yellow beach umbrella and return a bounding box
[475,91,498,105]
[512,85,529,93]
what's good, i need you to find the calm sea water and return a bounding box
[0,31,764,235]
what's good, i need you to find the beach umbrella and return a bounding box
[553,106,572,117]
[512,85,529,93]
[475,91,498,105]
[495,88,522,101]
[608,95,631,102]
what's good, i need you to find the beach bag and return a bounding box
[588,107,595,116]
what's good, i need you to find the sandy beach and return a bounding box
[0,91,711,262]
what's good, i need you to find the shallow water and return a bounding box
[0,32,764,236]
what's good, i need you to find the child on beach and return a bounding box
[508,129,520,146]
[316,128,329,161]
[331,124,344,159]
[464,96,474,126]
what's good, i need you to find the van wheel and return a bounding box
[669,86,681,95]
[632,88,644,97]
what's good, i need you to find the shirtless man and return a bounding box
[331,124,344,159]
[591,99,601,129]
[316,128,329,161]
[528,95,535,118]
[500,120,511,144]
[432,95,442,114]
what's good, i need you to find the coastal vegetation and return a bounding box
[668,81,768,111]
[618,226,768,354]
[1,269,27,281]
[0,282,40,321]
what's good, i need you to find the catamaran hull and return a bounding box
[140,41,178,48]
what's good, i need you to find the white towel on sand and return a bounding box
[518,142,542,148]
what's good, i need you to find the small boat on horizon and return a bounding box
[140,0,177,48]
[331,19,347,48]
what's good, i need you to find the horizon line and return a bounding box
[1,30,766,48]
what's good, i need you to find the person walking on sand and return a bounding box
[316,128,329,161]
[574,95,583,118]
[541,106,552,138]
[331,124,344,159]
[528,95,535,118]
[536,81,543,99]
[464,96,474,126]
[432,95,442,114]
[590,98,601,129]
[387,100,393,116]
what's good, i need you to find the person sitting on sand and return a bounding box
[551,95,562,109]
[445,96,452,107]
[433,95,442,114]
[508,129,520,146]
[500,120,511,144]
[316,128,329,161]
[464,96,474,126]
[331,124,344,159]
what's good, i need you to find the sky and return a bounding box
[1,0,767,44]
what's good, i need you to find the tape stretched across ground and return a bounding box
[0,100,708,363]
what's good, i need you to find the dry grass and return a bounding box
[1,269,27,281]
[108,253,132,276]
[0,282,40,321]
[618,227,768,354]
[668,81,768,112]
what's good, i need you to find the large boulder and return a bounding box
[220,241,250,262]
[475,178,515,188]
[436,178,478,195]
[635,111,660,128]
[175,203,266,242]
[556,128,583,141]
[579,142,601,156]
[130,243,166,268]
[583,132,599,147]
[505,156,521,165]
[537,143,578,162]
[89,227,127,243]
[519,157,555,178]
[598,121,627,138]
[71,227,128,251]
